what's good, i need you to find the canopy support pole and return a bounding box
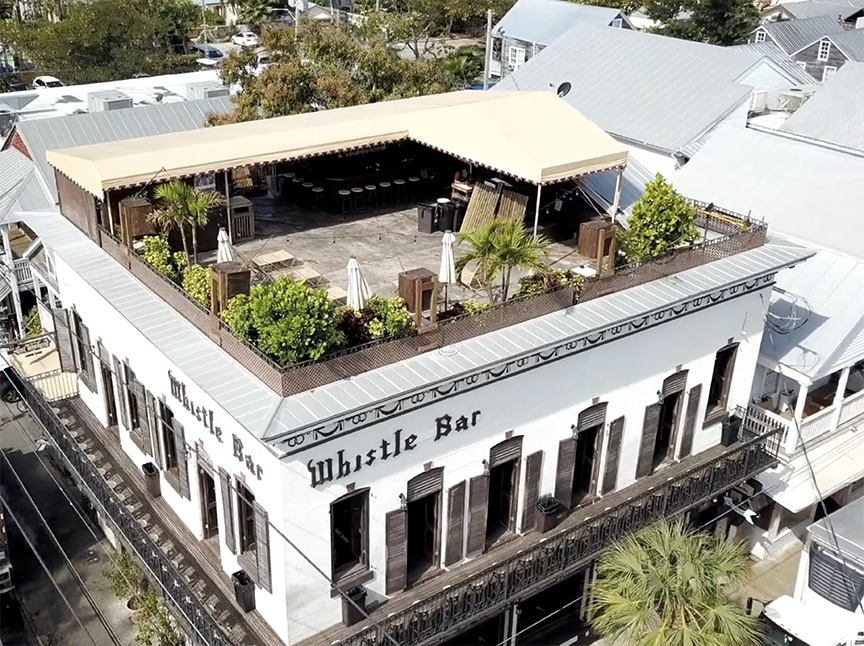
[533,184,541,237]
[609,167,624,220]
[224,170,234,245]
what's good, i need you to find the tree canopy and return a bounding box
[643,0,759,45]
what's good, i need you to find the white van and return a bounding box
[760,596,864,646]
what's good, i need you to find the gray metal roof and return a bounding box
[760,248,864,379]
[780,1,864,20]
[492,0,627,45]
[0,149,54,224]
[20,209,812,447]
[729,41,816,84]
[781,62,864,151]
[15,96,233,199]
[673,124,864,260]
[492,24,761,153]
[808,496,864,565]
[829,27,864,61]
[757,15,846,54]
[579,156,655,225]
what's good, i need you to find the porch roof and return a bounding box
[45,91,628,196]
[808,495,864,565]
[759,247,864,381]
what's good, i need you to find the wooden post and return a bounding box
[483,9,493,91]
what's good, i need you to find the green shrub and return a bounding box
[141,236,179,282]
[622,173,699,261]
[182,265,211,307]
[222,277,339,365]
[515,269,585,299]
[366,297,415,340]
[24,305,42,337]
[459,299,490,315]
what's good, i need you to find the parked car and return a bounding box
[32,75,64,88]
[191,43,223,60]
[0,76,28,92]
[232,31,259,47]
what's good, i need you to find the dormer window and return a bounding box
[818,39,831,61]
[755,30,766,43]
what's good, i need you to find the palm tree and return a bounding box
[455,219,549,303]
[150,181,224,265]
[589,519,761,646]
[187,188,224,265]
[442,47,483,89]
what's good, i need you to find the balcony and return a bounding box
[14,257,33,288]
[302,407,783,646]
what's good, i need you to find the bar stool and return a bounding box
[408,176,420,202]
[301,181,314,206]
[312,187,326,210]
[338,189,353,216]
[379,181,392,207]
[364,185,379,210]
[291,177,304,204]
[393,179,407,203]
[351,187,366,213]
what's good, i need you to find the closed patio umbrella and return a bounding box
[216,227,236,263]
[438,230,457,309]
[346,257,371,312]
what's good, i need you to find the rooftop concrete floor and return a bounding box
[208,194,596,303]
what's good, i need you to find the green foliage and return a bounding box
[459,299,490,315]
[150,181,224,265]
[515,269,585,299]
[23,306,42,338]
[590,519,761,646]
[642,0,758,45]
[621,173,699,262]
[105,550,147,602]
[230,0,276,26]
[136,593,184,646]
[222,277,340,365]
[182,265,212,308]
[455,219,549,302]
[142,236,181,282]
[442,46,483,88]
[335,297,416,347]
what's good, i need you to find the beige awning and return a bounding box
[47,91,628,197]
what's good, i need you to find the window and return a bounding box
[72,311,95,391]
[822,65,838,82]
[507,46,526,70]
[706,344,739,417]
[237,483,257,554]
[754,30,766,43]
[331,489,369,582]
[124,365,140,430]
[611,17,622,28]
[817,39,831,61]
[797,61,808,70]
[654,391,681,469]
[158,401,178,471]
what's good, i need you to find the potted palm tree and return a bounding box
[536,494,564,533]
[149,181,224,266]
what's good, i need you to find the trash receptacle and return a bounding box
[453,202,466,232]
[232,570,256,613]
[142,462,161,498]
[342,585,367,627]
[437,202,455,232]
[417,204,438,234]
[721,415,742,447]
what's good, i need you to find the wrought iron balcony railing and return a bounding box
[338,409,783,646]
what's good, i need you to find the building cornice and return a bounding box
[274,272,778,458]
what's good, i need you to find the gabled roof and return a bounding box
[760,248,864,379]
[755,15,845,54]
[673,124,864,260]
[0,149,54,224]
[826,27,864,60]
[771,1,864,20]
[729,41,818,84]
[781,62,864,150]
[15,96,232,200]
[492,24,766,153]
[492,0,628,44]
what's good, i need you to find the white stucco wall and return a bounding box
[623,144,677,179]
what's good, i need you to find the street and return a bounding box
[0,399,137,646]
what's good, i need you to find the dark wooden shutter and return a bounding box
[602,416,625,495]
[76,317,94,385]
[171,418,190,499]
[112,356,129,430]
[554,438,576,507]
[465,475,489,557]
[407,468,444,502]
[578,403,607,431]
[490,436,523,467]
[384,510,407,594]
[663,370,689,397]
[521,451,543,532]
[52,308,77,372]
[253,502,271,592]
[635,404,662,479]
[147,393,162,467]
[678,384,702,459]
[444,481,466,566]
[219,468,236,554]
[131,379,153,456]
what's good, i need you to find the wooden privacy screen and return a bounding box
[460,185,528,233]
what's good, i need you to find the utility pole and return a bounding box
[483,9,492,90]
[201,0,208,50]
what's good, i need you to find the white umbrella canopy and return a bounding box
[346,257,371,311]
[216,227,236,263]
[438,230,457,285]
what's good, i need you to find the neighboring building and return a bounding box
[760,1,864,27]
[730,41,822,85]
[673,124,864,259]
[490,0,632,78]
[493,24,811,219]
[3,89,805,646]
[751,15,864,81]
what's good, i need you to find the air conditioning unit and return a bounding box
[185,81,229,101]
[87,90,133,113]
[749,90,768,113]
[777,85,819,112]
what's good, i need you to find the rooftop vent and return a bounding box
[87,90,133,113]
[777,85,818,113]
[0,93,37,111]
[185,81,229,101]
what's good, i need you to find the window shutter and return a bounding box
[407,468,444,502]
[147,392,162,467]
[112,356,129,431]
[131,379,153,456]
[444,481,466,567]
[489,436,523,467]
[219,468,236,554]
[384,510,407,594]
[52,308,77,372]
[663,370,689,397]
[678,385,702,459]
[253,502,271,592]
[602,417,625,495]
[521,451,543,532]
[171,418,190,499]
[578,403,607,431]
[76,317,94,387]
[554,438,576,508]
[465,475,489,558]
[635,404,662,479]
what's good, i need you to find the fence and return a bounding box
[29,368,79,402]
[13,258,32,285]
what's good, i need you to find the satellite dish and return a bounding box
[556,81,572,98]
